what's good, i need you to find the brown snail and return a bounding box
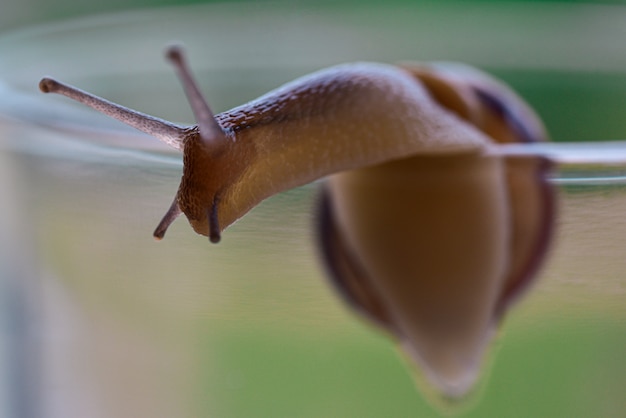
[39,45,554,398]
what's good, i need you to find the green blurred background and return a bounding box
[1,0,624,33]
[1,1,625,417]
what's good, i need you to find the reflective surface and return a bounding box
[0,3,625,417]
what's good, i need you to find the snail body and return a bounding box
[39,47,554,398]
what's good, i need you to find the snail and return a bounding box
[39,45,554,398]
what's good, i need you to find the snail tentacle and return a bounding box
[165,45,228,148]
[153,196,182,240]
[38,77,188,150]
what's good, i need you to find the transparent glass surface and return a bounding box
[0,3,625,417]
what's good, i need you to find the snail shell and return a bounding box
[318,63,554,396]
[39,46,554,398]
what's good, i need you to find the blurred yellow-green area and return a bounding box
[1,1,625,418]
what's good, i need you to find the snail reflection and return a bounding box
[39,46,554,398]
